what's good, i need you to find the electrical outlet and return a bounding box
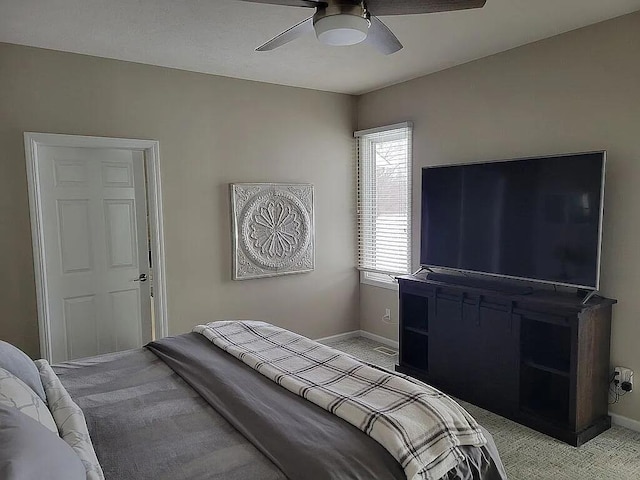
[382,308,392,322]
[615,366,634,393]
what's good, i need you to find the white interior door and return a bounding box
[37,146,152,362]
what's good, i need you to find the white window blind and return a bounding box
[355,123,412,279]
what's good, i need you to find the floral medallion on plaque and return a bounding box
[230,183,314,280]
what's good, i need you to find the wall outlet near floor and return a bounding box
[614,366,634,393]
[382,308,392,323]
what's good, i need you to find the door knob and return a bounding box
[134,273,148,282]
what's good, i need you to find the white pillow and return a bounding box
[0,366,58,434]
[0,340,47,401]
[36,359,105,480]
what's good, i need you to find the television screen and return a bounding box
[420,152,605,289]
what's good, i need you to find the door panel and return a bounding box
[110,289,142,351]
[104,200,138,268]
[63,295,98,360]
[53,159,88,186]
[57,200,93,273]
[38,146,151,362]
[102,162,133,187]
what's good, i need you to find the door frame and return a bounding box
[24,132,169,360]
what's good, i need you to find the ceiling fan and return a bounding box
[239,0,487,54]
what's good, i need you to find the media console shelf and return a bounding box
[396,274,616,446]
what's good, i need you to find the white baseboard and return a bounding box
[610,412,640,433]
[315,330,360,343]
[359,330,399,350]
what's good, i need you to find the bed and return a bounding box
[1,321,508,480]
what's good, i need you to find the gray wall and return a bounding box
[357,12,640,422]
[0,43,357,359]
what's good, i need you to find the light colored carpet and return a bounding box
[324,336,640,480]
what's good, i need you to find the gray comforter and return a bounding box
[55,333,507,480]
[54,346,285,480]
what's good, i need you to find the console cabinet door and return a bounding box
[429,294,471,396]
[469,305,519,414]
[429,294,518,413]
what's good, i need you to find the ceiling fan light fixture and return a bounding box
[314,14,370,46]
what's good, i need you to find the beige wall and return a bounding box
[357,11,640,422]
[2,11,639,420]
[359,283,399,342]
[0,43,358,359]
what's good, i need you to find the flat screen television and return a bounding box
[420,152,606,290]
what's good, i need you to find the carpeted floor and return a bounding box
[324,336,640,480]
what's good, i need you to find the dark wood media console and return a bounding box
[396,274,616,446]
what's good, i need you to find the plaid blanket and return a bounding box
[193,321,486,480]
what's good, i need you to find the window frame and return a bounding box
[360,271,400,290]
[355,122,413,290]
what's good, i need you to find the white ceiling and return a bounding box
[1,0,639,95]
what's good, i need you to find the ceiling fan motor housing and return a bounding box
[313,2,371,46]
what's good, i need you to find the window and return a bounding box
[355,123,412,288]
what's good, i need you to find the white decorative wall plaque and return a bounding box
[230,183,315,280]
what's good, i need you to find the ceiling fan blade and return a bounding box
[364,16,403,55]
[239,0,324,8]
[365,0,486,16]
[256,16,315,51]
